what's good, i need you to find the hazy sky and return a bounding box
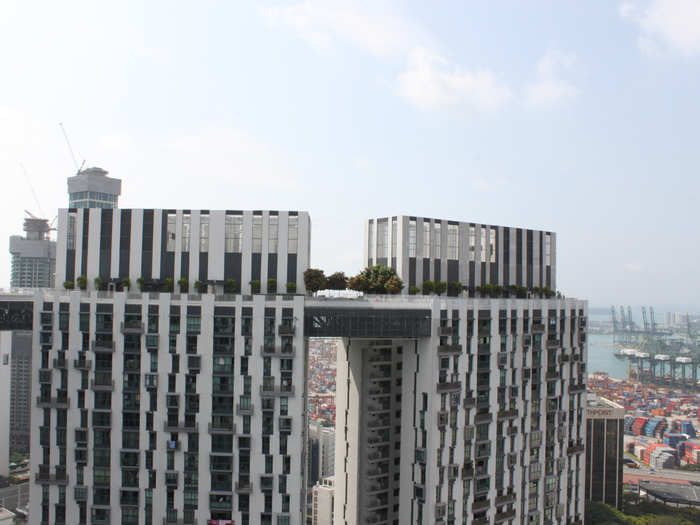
[1,1,699,310]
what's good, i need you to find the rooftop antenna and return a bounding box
[59,122,83,174]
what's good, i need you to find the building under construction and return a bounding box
[8,215,56,289]
[612,305,700,390]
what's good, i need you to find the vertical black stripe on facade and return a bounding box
[539,232,544,288]
[119,210,131,278]
[141,210,154,280]
[80,212,90,277]
[98,209,112,281]
[546,267,551,289]
[286,254,297,288]
[65,250,75,283]
[515,229,522,286]
[434,263,441,283]
[160,211,174,280]
[526,230,534,288]
[447,260,458,283]
[468,261,475,290]
[490,228,498,285]
[422,259,430,283]
[267,254,277,286]
[224,253,241,289]
[377,258,388,267]
[480,262,486,287]
[251,253,261,283]
[390,257,396,271]
[503,228,510,287]
[181,253,189,282]
[199,253,209,282]
[408,258,416,288]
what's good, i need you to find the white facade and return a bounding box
[332,296,587,525]
[30,290,307,525]
[319,427,335,479]
[0,332,12,477]
[55,209,311,296]
[364,216,556,293]
[312,477,334,525]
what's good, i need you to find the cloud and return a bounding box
[624,262,643,272]
[620,0,700,57]
[525,50,578,108]
[396,48,513,111]
[262,1,513,111]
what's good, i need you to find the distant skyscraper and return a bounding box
[8,330,32,456]
[67,167,121,208]
[586,395,624,509]
[311,477,334,525]
[0,332,12,477]
[9,217,56,288]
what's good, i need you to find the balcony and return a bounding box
[497,409,518,420]
[278,324,295,336]
[532,323,545,333]
[38,369,52,383]
[472,499,490,512]
[36,396,69,408]
[165,472,179,487]
[208,422,236,434]
[437,344,462,354]
[464,392,476,407]
[547,339,560,349]
[163,421,198,433]
[121,321,145,334]
[260,384,295,396]
[235,481,252,493]
[52,358,67,369]
[436,381,461,393]
[35,466,68,485]
[462,468,475,479]
[495,493,516,505]
[567,443,585,455]
[235,404,254,415]
[569,383,586,393]
[259,344,296,358]
[473,519,489,525]
[73,358,92,370]
[91,341,115,353]
[474,413,492,424]
[90,379,114,391]
[438,325,454,336]
[546,370,560,381]
[495,509,516,522]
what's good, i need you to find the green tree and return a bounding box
[286,282,297,294]
[94,277,103,291]
[121,277,131,291]
[326,272,348,290]
[224,278,238,294]
[163,278,174,292]
[348,265,403,294]
[177,278,189,293]
[249,280,261,294]
[137,277,145,291]
[435,281,447,296]
[303,269,327,294]
[76,275,87,290]
[408,285,420,295]
[267,278,277,293]
[194,280,205,293]
[422,280,435,295]
[447,282,462,297]
[63,280,74,290]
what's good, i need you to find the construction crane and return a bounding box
[59,122,85,174]
[19,164,46,219]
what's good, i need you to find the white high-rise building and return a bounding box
[311,476,334,525]
[67,167,122,209]
[0,331,12,477]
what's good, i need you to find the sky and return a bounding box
[1,0,699,311]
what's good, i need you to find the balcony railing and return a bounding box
[121,321,145,334]
[278,324,295,335]
[436,381,461,393]
[259,344,296,357]
[163,421,198,433]
[73,358,92,370]
[208,422,236,434]
[259,384,295,396]
[36,396,69,408]
[437,344,462,354]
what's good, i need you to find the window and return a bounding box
[67,213,77,249]
[391,218,397,257]
[225,216,242,253]
[166,214,176,252]
[182,214,191,252]
[447,224,458,259]
[469,226,476,261]
[269,216,278,253]
[480,228,487,262]
[490,228,496,263]
[434,223,441,259]
[377,221,388,258]
[199,216,209,252]
[545,234,551,265]
[288,217,298,254]
[423,222,431,258]
[408,220,416,257]
[368,221,375,260]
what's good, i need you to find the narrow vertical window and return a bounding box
[182,214,191,252]
[469,226,476,261]
[269,216,278,253]
[423,222,431,258]
[391,218,397,258]
[545,234,551,265]
[199,216,209,252]
[252,216,262,252]
[434,223,441,259]
[225,215,242,253]
[447,224,458,260]
[490,228,496,263]
[67,213,77,249]
[166,214,176,252]
[288,217,298,254]
[377,221,388,258]
[368,221,375,260]
[480,228,487,262]
[408,220,416,257]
